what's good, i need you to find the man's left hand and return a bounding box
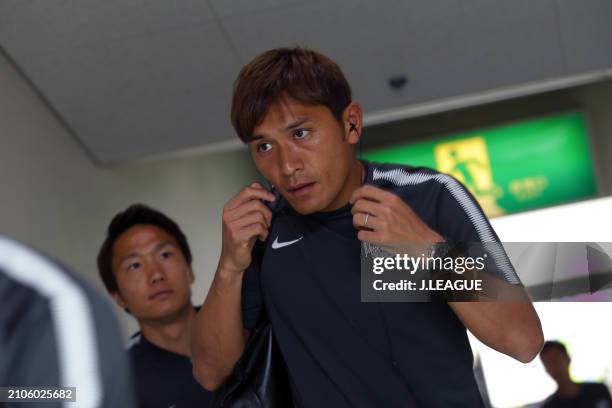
[350,185,443,247]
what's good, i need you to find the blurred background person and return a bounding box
[0,235,136,408]
[539,340,612,408]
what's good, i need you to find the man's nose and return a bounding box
[148,260,166,284]
[278,145,302,177]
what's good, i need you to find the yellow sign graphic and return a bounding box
[509,176,549,202]
[434,137,505,217]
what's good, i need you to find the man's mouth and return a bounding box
[149,289,173,300]
[287,182,316,197]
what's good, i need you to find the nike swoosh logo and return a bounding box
[272,236,303,249]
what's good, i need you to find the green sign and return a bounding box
[363,112,597,217]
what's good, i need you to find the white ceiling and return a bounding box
[1,0,608,164]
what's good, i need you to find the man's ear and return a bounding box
[111,290,127,310]
[342,102,363,145]
[189,267,195,284]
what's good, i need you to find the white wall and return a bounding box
[0,52,107,280]
[0,52,259,335]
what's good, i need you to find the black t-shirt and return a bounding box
[542,383,612,408]
[241,161,516,407]
[128,329,213,408]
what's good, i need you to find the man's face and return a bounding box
[540,348,571,384]
[111,225,194,322]
[249,98,361,214]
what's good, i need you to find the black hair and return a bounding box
[97,204,192,294]
[541,340,569,357]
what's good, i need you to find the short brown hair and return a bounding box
[231,47,352,143]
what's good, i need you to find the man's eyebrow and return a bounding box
[117,242,175,264]
[118,252,139,265]
[250,118,311,141]
[284,118,309,131]
[155,242,175,252]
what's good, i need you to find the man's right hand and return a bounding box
[219,182,276,274]
[193,182,275,390]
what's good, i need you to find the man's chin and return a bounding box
[141,299,191,322]
[287,199,323,215]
